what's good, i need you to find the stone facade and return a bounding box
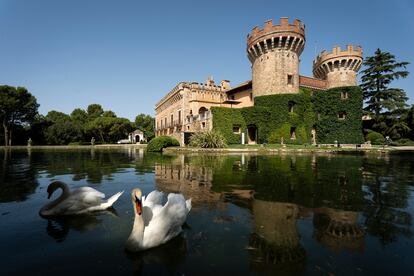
[313,45,363,88]
[155,79,228,144]
[247,18,305,96]
[154,17,363,145]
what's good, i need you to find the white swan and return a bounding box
[39,181,124,217]
[125,188,192,252]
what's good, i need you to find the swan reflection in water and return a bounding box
[125,234,187,275]
[45,209,118,242]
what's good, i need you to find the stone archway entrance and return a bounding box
[247,125,257,144]
[135,135,141,143]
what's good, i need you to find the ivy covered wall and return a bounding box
[312,86,364,144]
[211,86,363,144]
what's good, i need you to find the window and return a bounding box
[288,101,295,113]
[178,110,181,124]
[341,91,348,99]
[287,74,293,85]
[290,127,296,139]
[338,112,346,120]
[171,114,173,125]
[202,122,206,128]
[233,125,241,134]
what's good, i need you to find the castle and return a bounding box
[155,17,364,145]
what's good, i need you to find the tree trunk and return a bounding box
[9,128,12,146]
[3,120,8,147]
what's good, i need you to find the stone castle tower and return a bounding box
[313,45,363,88]
[247,17,305,97]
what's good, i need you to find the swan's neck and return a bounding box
[127,214,145,250]
[40,183,70,214]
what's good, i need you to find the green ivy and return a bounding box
[212,87,363,144]
[312,86,364,144]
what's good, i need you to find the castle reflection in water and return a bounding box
[153,153,380,271]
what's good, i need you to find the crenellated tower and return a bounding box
[247,17,305,97]
[313,45,363,89]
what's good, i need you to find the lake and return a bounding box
[0,148,413,275]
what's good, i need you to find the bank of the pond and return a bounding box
[164,145,414,154]
[0,144,147,150]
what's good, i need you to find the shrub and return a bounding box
[146,136,180,152]
[390,138,414,146]
[365,130,384,145]
[189,131,227,148]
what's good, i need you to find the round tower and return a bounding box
[313,45,363,89]
[247,17,305,97]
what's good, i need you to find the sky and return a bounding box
[0,0,413,120]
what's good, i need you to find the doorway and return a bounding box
[247,125,257,144]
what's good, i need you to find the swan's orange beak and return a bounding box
[135,195,142,215]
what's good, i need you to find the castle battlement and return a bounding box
[247,17,306,96]
[247,17,305,49]
[313,45,362,69]
[313,45,363,88]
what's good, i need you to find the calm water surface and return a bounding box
[0,148,413,275]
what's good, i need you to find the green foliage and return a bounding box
[212,87,363,144]
[212,88,315,144]
[313,86,364,144]
[365,130,384,145]
[45,121,83,145]
[361,49,409,117]
[135,113,155,141]
[0,85,39,146]
[146,136,180,152]
[210,107,246,144]
[189,130,227,148]
[85,116,134,143]
[87,104,104,119]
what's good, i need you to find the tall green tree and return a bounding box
[86,116,133,143]
[361,49,409,117]
[0,85,39,146]
[44,110,82,145]
[87,104,104,119]
[135,113,155,141]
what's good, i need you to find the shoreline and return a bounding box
[164,145,414,154]
[0,144,147,150]
[1,144,413,154]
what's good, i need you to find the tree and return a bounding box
[135,113,155,141]
[86,117,134,143]
[87,104,104,119]
[102,110,117,118]
[0,85,39,146]
[71,108,88,124]
[361,49,409,118]
[44,110,82,145]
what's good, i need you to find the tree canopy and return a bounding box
[361,49,409,116]
[135,113,155,141]
[0,85,39,146]
[360,49,411,140]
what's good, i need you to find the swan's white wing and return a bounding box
[142,193,189,248]
[57,187,105,214]
[144,190,164,206]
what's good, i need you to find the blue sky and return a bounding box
[0,0,413,120]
